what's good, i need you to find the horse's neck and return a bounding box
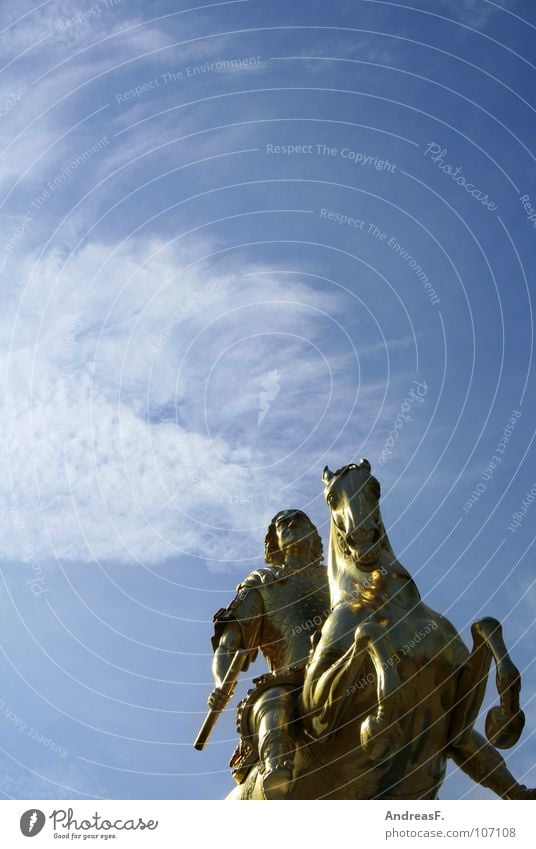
[328,524,419,608]
[327,534,341,602]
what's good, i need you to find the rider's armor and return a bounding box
[212,562,329,796]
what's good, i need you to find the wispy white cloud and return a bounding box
[0,0,238,195]
[437,0,518,28]
[0,237,359,567]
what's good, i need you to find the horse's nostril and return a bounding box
[346,527,379,547]
[346,529,362,546]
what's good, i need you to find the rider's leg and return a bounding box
[449,729,535,799]
[252,685,296,800]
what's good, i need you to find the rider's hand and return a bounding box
[208,687,227,711]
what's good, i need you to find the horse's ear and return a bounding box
[323,466,334,484]
[358,458,371,473]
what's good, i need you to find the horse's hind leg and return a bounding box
[450,730,536,799]
[475,618,525,749]
[450,618,524,750]
[355,622,403,760]
[449,620,493,744]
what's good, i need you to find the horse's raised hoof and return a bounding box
[360,713,403,761]
[486,707,525,749]
[261,766,293,800]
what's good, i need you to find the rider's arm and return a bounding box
[212,621,243,689]
[208,583,264,709]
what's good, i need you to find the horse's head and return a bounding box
[323,460,384,571]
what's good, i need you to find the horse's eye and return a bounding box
[327,492,337,509]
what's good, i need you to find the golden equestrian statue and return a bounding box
[196,463,535,799]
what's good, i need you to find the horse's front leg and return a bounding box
[302,642,362,738]
[302,610,403,760]
[302,605,370,738]
[354,621,403,760]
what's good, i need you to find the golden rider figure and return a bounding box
[208,509,329,799]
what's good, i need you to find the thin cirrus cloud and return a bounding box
[0,0,534,803]
[1,237,360,566]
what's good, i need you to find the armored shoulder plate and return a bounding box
[211,575,267,669]
[238,568,280,591]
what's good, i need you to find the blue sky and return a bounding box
[0,0,534,800]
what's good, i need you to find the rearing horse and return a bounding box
[302,460,530,799]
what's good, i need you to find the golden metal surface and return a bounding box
[198,466,534,800]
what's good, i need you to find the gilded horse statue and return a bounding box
[198,461,534,799]
[301,460,533,798]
